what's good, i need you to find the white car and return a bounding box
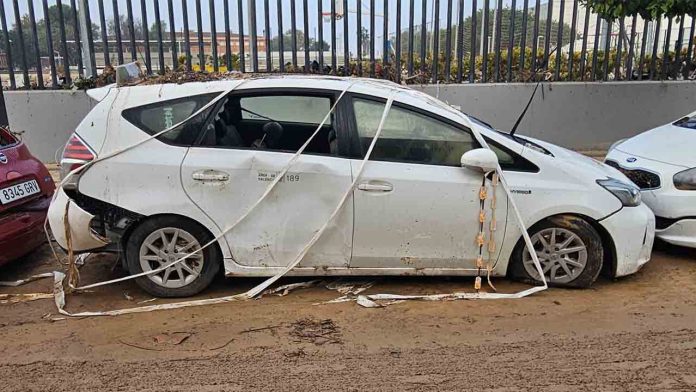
[48,76,654,297]
[605,110,696,248]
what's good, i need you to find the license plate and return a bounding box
[0,179,41,205]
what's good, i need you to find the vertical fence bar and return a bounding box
[290,0,297,66]
[626,15,637,79]
[468,0,477,82]
[444,0,453,82]
[249,0,258,72]
[384,0,390,79]
[614,17,624,79]
[182,0,192,70]
[482,0,489,82]
[277,0,284,71]
[12,0,30,87]
[42,0,58,86]
[505,0,516,82]
[343,0,349,75]
[211,0,220,72]
[97,0,110,67]
[303,0,310,71]
[456,0,464,82]
[0,1,15,89]
[79,0,97,76]
[431,0,439,83]
[602,19,611,81]
[419,0,425,77]
[567,0,577,79]
[264,0,271,71]
[195,0,205,71]
[530,0,540,77]
[169,0,179,69]
[237,0,245,72]
[371,0,376,76]
[154,0,165,73]
[70,0,84,76]
[28,0,44,88]
[542,0,552,71]
[578,7,589,79]
[590,15,601,80]
[408,0,414,77]
[661,17,672,79]
[56,0,71,84]
[112,0,124,64]
[648,19,660,80]
[493,0,502,82]
[126,0,137,62]
[554,0,564,80]
[355,0,360,75]
[687,17,695,64]
[395,0,401,82]
[637,20,648,80]
[140,0,151,73]
[674,15,684,70]
[319,0,324,72]
[519,0,528,79]
[331,0,337,73]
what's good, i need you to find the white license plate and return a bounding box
[0,179,41,205]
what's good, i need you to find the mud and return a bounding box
[1,241,695,391]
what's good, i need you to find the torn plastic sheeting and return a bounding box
[0,272,54,287]
[258,280,322,297]
[0,292,54,304]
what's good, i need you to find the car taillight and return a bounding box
[60,133,95,190]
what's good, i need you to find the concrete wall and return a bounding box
[4,81,695,162]
[414,81,696,151]
[5,90,96,162]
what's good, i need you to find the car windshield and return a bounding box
[674,115,696,130]
[464,113,553,156]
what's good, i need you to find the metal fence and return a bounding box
[0,0,694,89]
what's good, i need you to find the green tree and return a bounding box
[581,0,696,20]
[269,29,329,52]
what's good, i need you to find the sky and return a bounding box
[1,0,537,55]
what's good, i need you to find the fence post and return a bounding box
[78,0,97,78]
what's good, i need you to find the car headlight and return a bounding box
[674,168,696,191]
[597,178,642,207]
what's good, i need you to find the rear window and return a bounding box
[0,128,17,148]
[122,93,220,145]
[674,115,696,130]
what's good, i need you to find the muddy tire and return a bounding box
[125,216,221,297]
[509,215,603,288]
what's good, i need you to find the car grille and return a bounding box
[605,160,661,189]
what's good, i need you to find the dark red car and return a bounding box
[0,127,55,266]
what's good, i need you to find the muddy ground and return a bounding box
[1,241,695,391]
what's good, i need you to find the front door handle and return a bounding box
[357,182,393,192]
[192,170,230,182]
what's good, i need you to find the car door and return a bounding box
[180,90,354,269]
[348,96,508,269]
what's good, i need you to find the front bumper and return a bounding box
[0,196,51,265]
[599,203,655,277]
[655,218,696,248]
[47,188,109,252]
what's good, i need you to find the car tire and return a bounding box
[509,215,603,288]
[126,216,221,297]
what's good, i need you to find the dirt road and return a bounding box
[1,242,695,391]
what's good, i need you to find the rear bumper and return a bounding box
[0,197,51,265]
[47,188,109,252]
[600,204,655,277]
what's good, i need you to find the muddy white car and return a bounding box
[605,110,696,248]
[49,76,654,297]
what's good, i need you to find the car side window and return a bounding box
[122,92,219,145]
[353,98,478,166]
[199,94,337,155]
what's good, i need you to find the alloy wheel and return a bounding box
[522,227,588,284]
[139,227,205,289]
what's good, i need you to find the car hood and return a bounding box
[519,135,633,183]
[613,123,696,168]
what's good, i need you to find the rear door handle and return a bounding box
[192,170,230,182]
[357,182,393,192]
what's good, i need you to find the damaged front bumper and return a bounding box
[600,203,655,277]
[47,188,110,252]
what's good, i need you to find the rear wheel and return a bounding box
[509,215,603,288]
[126,216,221,297]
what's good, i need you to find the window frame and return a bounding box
[345,93,481,167]
[192,87,350,158]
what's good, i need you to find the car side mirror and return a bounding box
[461,148,499,172]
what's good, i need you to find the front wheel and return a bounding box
[509,215,603,288]
[126,216,221,297]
